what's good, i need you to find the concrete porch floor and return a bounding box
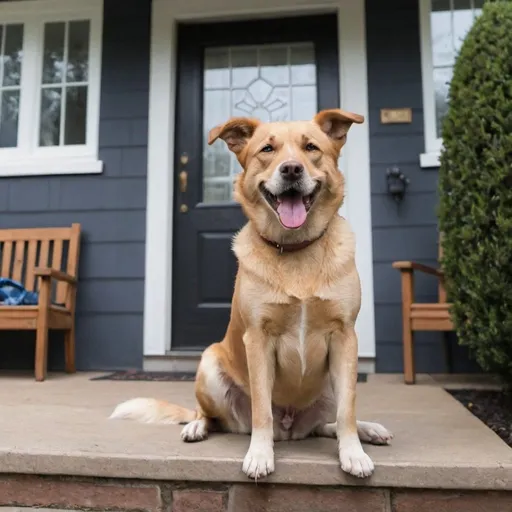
[0,372,510,492]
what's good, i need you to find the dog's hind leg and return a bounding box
[314,421,393,445]
[181,343,251,443]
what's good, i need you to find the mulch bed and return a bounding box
[448,389,512,448]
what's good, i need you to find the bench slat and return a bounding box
[38,240,50,269]
[1,241,12,277]
[12,241,25,282]
[25,240,38,291]
[0,227,74,242]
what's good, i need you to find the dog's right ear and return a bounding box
[208,117,260,155]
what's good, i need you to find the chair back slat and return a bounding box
[24,240,38,291]
[0,225,81,305]
[1,241,12,277]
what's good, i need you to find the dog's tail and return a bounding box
[109,398,197,425]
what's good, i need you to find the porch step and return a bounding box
[144,353,377,373]
[0,373,510,512]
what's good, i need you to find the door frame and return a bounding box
[143,0,376,360]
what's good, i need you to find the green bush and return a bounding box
[438,1,512,382]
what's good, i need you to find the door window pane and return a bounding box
[0,23,24,148]
[203,42,317,204]
[39,20,90,147]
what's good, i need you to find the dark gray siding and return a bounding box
[366,0,479,373]
[0,0,150,371]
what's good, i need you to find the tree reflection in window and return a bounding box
[0,23,23,148]
[40,20,89,147]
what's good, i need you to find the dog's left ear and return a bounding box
[208,117,261,155]
[314,109,364,142]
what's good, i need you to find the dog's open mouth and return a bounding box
[260,183,321,229]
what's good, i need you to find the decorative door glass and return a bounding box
[202,43,317,204]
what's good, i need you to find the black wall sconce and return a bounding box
[386,166,410,203]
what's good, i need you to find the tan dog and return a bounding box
[111,109,392,479]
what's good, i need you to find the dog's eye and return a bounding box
[305,142,319,152]
[260,144,274,153]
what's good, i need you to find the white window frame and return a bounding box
[0,0,103,177]
[419,0,444,168]
[419,0,483,168]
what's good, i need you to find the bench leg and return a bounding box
[400,270,415,384]
[35,278,51,382]
[64,322,76,374]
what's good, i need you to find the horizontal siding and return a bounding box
[0,0,151,372]
[366,0,479,373]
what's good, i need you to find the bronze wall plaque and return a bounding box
[380,108,412,124]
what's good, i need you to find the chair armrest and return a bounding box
[34,267,77,284]
[392,261,443,278]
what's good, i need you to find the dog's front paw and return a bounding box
[242,446,275,480]
[181,419,208,442]
[339,439,374,478]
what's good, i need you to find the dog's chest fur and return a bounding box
[264,296,340,360]
[233,217,360,407]
[263,297,340,396]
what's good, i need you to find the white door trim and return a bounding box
[143,0,376,358]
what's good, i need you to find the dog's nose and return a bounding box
[279,161,304,181]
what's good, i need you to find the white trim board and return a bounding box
[144,0,376,359]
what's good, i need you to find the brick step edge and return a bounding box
[0,475,511,512]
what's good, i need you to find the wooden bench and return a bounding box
[392,240,454,384]
[0,224,81,381]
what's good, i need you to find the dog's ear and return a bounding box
[313,109,364,143]
[208,117,261,155]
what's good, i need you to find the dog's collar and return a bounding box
[260,230,326,254]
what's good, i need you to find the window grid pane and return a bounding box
[203,42,317,204]
[40,20,90,147]
[430,0,483,137]
[0,23,23,148]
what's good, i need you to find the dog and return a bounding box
[110,109,392,480]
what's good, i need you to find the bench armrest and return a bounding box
[34,267,77,284]
[392,261,443,278]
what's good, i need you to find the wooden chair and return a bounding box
[0,224,81,381]
[392,239,454,384]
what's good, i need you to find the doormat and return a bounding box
[91,370,368,383]
[90,370,196,382]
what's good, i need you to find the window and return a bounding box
[419,0,484,167]
[0,0,103,176]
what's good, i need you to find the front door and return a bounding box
[172,14,340,350]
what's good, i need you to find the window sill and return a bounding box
[420,152,441,168]
[0,157,103,177]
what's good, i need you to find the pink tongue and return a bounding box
[276,195,307,229]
